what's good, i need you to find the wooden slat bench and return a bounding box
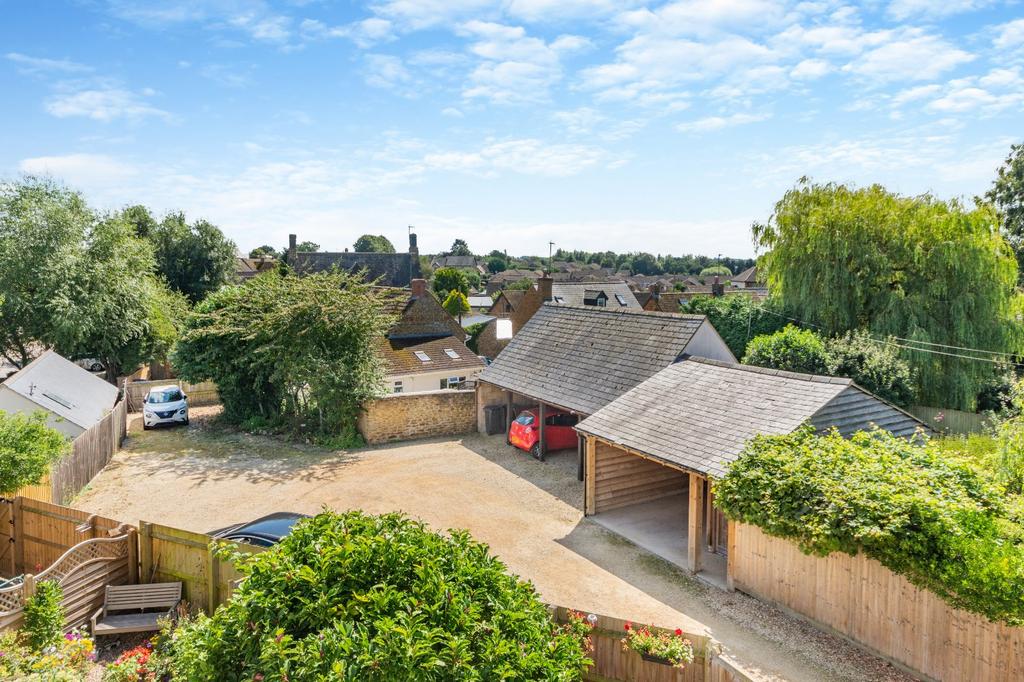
[90,582,182,636]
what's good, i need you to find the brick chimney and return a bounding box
[408,231,418,255]
[538,274,553,302]
[288,234,297,263]
[648,282,661,301]
[410,278,427,298]
[711,275,725,297]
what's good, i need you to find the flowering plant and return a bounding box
[103,640,156,682]
[622,622,694,668]
[0,628,96,679]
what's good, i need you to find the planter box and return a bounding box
[639,652,675,666]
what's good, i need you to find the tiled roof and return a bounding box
[645,292,685,313]
[378,336,485,376]
[2,351,119,431]
[550,281,640,308]
[293,251,420,287]
[374,287,464,339]
[478,304,707,415]
[576,356,928,478]
[732,265,759,284]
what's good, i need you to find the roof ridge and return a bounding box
[541,303,705,320]
[681,355,853,384]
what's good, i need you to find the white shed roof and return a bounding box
[2,351,119,431]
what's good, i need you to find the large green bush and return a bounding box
[742,324,830,375]
[714,427,1024,624]
[682,296,787,359]
[0,410,68,495]
[162,511,592,681]
[825,330,916,407]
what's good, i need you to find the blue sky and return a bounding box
[2,1,1023,258]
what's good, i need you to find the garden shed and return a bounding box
[575,357,927,586]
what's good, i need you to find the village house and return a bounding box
[235,254,277,281]
[484,269,542,295]
[476,304,735,462]
[378,279,485,394]
[0,351,119,439]
[574,357,927,586]
[287,232,422,287]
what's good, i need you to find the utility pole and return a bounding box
[549,241,555,274]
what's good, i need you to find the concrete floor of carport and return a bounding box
[590,493,728,590]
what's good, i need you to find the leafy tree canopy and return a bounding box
[163,511,592,681]
[987,142,1024,279]
[505,277,535,291]
[432,267,470,299]
[754,180,1024,410]
[143,210,237,303]
[826,330,916,407]
[742,324,830,375]
[486,256,507,274]
[699,265,732,277]
[715,427,1024,625]
[0,177,186,376]
[442,290,470,321]
[447,238,472,257]
[172,271,394,440]
[0,410,69,495]
[353,234,396,253]
[248,245,278,259]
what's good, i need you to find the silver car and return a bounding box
[142,385,189,429]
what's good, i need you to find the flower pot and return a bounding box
[639,652,674,666]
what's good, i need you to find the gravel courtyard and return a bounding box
[75,407,910,682]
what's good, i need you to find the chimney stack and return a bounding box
[410,278,427,298]
[288,234,297,264]
[539,274,553,302]
[408,231,418,254]
[648,282,661,301]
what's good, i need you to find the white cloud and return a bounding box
[425,138,606,176]
[300,17,394,48]
[441,106,465,117]
[994,18,1024,50]
[19,154,138,185]
[505,0,639,22]
[364,54,415,95]
[368,0,497,31]
[199,63,254,88]
[790,58,831,80]
[5,52,91,74]
[887,0,994,20]
[843,29,974,82]
[615,0,789,37]
[45,86,172,122]
[676,111,769,132]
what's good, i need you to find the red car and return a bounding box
[507,408,580,459]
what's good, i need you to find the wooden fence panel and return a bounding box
[125,380,219,412]
[730,523,1024,682]
[13,497,127,576]
[48,399,127,505]
[908,405,990,435]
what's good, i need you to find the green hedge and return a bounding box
[714,427,1024,625]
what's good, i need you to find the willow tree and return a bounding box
[753,180,1024,410]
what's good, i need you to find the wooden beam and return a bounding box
[505,391,514,429]
[726,520,736,592]
[584,437,596,516]
[688,473,704,574]
[577,435,584,482]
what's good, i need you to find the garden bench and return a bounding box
[90,582,182,636]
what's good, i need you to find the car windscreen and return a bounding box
[147,390,182,404]
[514,413,534,426]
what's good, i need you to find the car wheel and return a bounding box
[143,422,151,431]
[90,363,103,372]
[530,442,542,460]
[184,417,190,426]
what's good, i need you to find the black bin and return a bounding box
[484,404,508,436]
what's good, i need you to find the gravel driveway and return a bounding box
[75,407,910,682]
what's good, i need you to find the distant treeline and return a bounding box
[529,249,754,276]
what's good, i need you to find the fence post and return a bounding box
[126,528,139,584]
[139,521,153,584]
[13,497,23,575]
[207,544,219,612]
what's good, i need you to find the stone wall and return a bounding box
[359,389,476,445]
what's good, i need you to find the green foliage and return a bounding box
[987,143,1024,279]
[742,325,830,375]
[754,180,1024,410]
[715,427,1024,625]
[24,581,64,651]
[825,330,916,407]
[486,256,507,274]
[464,322,487,355]
[143,210,237,303]
[163,511,592,681]
[172,271,394,437]
[682,296,787,359]
[505,277,535,291]
[0,177,183,375]
[432,267,470,299]
[442,290,470,321]
[0,410,69,495]
[447,238,472,257]
[699,265,731,277]
[464,270,481,290]
[353,234,396,253]
[0,629,95,680]
[249,245,278,259]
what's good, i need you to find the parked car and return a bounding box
[209,512,310,547]
[507,407,580,458]
[142,385,189,430]
[74,358,106,373]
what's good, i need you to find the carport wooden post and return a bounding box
[538,403,547,461]
[687,473,703,574]
[576,435,584,482]
[505,391,514,429]
[584,436,596,515]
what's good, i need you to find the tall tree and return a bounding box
[353,234,396,253]
[249,245,278,259]
[754,180,1024,410]
[987,143,1024,280]
[447,239,472,257]
[120,204,159,239]
[442,290,470,324]
[147,212,237,303]
[432,267,470,299]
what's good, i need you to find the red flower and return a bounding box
[675,628,683,636]
[624,622,631,632]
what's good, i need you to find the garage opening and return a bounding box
[584,439,727,588]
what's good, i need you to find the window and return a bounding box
[514,413,534,426]
[441,376,466,389]
[393,381,403,394]
[615,293,628,306]
[597,296,607,306]
[414,350,431,362]
[443,348,460,359]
